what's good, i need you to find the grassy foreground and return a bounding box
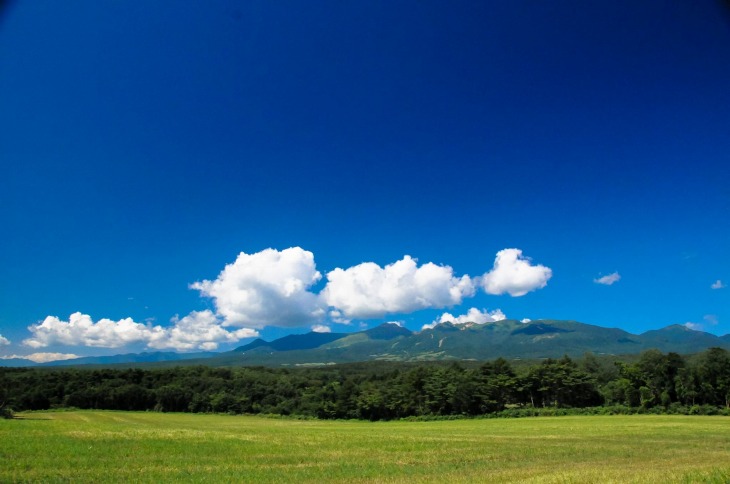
[2,412,730,482]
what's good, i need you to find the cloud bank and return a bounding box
[23,311,258,351]
[594,272,621,285]
[481,249,552,296]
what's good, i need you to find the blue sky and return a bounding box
[1,1,728,361]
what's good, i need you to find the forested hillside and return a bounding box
[3,348,729,420]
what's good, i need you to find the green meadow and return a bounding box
[2,411,730,483]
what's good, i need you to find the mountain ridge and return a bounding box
[3,320,729,368]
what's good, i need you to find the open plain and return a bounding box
[2,411,730,482]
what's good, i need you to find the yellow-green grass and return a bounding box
[2,411,730,483]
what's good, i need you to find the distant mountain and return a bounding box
[3,320,729,368]
[222,320,730,366]
[0,357,37,367]
[234,331,348,352]
[638,325,726,354]
[363,322,412,339]
[40,351,216,367]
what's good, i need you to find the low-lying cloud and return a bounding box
[23,311,258,351]
[0,352,79,363]
[422,307,507,330]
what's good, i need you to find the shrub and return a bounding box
[1,406,14,419]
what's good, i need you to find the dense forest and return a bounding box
[2,348,730,420]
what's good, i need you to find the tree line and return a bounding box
[2,348,729,420]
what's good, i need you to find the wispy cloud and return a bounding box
[703,314,719,326]
[683,315,719,332]
[711,279,725,290]
[0,334,9,346]
[594,272,621,285]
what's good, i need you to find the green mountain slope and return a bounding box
[222,320,730,367]
[4,320,729,368]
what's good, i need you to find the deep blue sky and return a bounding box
[1,1,729,359]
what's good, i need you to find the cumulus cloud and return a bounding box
[0,352,80,363]
[422,307,506,330]
[711,280,725,290]
[191,247,325,328]
[24,313,161,349]
[481,249,552,296]
[521,318,532,324]
[23,311,258,352]
[18,247,556,352]
[311,324,331,333]
[322,256,475,319]
[594,272,621,285]
[0,334,9,346]
[148,310,258,351]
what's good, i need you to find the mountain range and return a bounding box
[3,320,730,368]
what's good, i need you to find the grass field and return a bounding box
[2,411,730,482]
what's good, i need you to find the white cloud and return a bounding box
[422,307,506,330]
[1,353,79,363]
[191,247,325,328]
[148,310,258,351]
[594,272,621,285]
[23,311,258,352]
[521,318,532,324]
[322,256,475,319]
[328,310,350,324]
[0,334,9,346]
[385,321,404,327]
[480,249,552,297]
[24,313,162,349]
[711,280,726,290]
[311,324,331,333]
[683,315,719,333]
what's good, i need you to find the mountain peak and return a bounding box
[364,322,412,340]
